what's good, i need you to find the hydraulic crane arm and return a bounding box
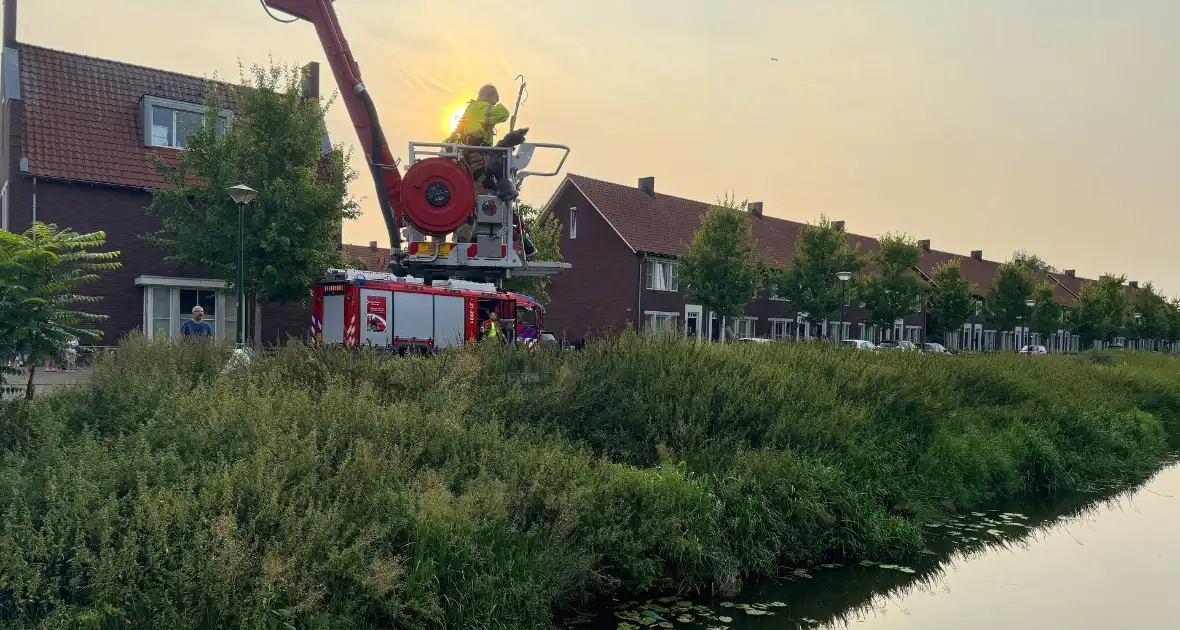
[262,0,403,254]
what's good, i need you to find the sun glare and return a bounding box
[442,100,470,136]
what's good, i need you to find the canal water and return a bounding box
[585,459,1180,629]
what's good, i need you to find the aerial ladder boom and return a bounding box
[261,0,571,283]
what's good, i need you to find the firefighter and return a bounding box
[446,85,518,205]
[480,311,505,344]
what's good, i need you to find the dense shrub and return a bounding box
[2,334,1178,628]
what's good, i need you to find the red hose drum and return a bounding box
[400,158,476,235]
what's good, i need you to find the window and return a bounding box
[769,283,787,301]
[644,259,678,292]
[768,318,790,341]
[143,95,231,149]
[643,311,680,334]
[732,316,756,339]
[569,208,577,239]
[139,278,238,342]
[1,181,7,232]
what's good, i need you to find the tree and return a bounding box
[771,215,863,332]
[1029,281,1063,338]
[1071,274,1128,347]
[678,195,765,337]
[0,223,121,400]
[927,259,975,343]
[1128,281,1168,346]
[1010,249,1058,274]
[858,233,924,336]
[501,203,564,305]
[145,61,360,343]
[984,262,1036,333]
[1165,298,1180,348]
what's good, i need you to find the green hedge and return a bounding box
[1,335,1177,629]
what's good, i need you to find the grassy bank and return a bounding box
[2,335,1178,629]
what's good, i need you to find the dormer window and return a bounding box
[142,95,231,149]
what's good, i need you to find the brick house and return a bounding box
[538,173,1099,352]
[1,10,328,347]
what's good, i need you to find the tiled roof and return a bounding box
[341,243,390,271]
[18,43,235,189]
[562,174,1096,304]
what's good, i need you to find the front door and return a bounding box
[684,304,702,340]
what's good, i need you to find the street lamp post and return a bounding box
[1024,298,1036,350]
[1133,312,1142,350]
[972,298,981,351]
[836,271,853,343]
[228,184,258,348]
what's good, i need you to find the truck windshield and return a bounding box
[517,306,537,328]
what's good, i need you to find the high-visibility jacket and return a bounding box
[482,320,501,338]
[449,100,510,146]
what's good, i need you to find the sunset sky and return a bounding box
[10,0,1180,292]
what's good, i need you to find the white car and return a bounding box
[842,339,876,351]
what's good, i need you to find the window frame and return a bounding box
[644,258,678,292]
[142,95,233,150]
[643,310,680,334]
[138,276,237,342]
[569,207,577,240]
[768,317,791,341]
[0,181,7,232]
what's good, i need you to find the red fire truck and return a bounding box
[312,269,548,353]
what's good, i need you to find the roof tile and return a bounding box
[17,43,234,189]
[563,174,1099,304]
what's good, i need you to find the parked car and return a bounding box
[842,339,877,351]
[923,342,951,355]
[735,337,773,344]
[1019,345,1048,356]
[876,341,898,351]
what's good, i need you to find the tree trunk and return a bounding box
[24,363,35,401]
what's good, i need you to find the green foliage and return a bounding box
[1128,281,1168,341]
[927,259,975,339]
[984,263,1036,332]
[1072,274,1129,345]
[0,223,121,399]
[501,203,564,305]
[4,337,1178,628]
[1166,299,1180,344]
[677,195,766,321]
[1030,281,1063,336]
[1010,249,1057,274]
[858,233,924,330]
[772,215,864,325]
[144,60,360,307]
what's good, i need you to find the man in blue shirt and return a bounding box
[181,305,214,338]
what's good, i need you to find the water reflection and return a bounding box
[583,457,1180,629]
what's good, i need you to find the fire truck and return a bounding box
[313,269,547,352]
[261,0,572,284]
[261,0,571,351]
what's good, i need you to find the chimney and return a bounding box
[970,250,983,261]
[831,220,845,232]
[748,201,763,217]
[4,0,16,46]
[638,176,655,195]
[1129,280,1139,289]
[1063,269,1075,278]
[369,240,378,251]
[300,61,320,99]
[918,239,931,252]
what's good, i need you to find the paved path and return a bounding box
[3,367,92,398]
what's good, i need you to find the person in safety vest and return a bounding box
[446,85,519,205]
[480,311,505,343]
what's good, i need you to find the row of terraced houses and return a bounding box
[0,15,1156,353]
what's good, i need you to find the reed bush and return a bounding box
[2,333,1177,629]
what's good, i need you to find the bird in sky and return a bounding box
[770,56,779,61]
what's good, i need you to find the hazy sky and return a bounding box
[10,0,1180,292]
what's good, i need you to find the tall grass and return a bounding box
[2,333,1178,628]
